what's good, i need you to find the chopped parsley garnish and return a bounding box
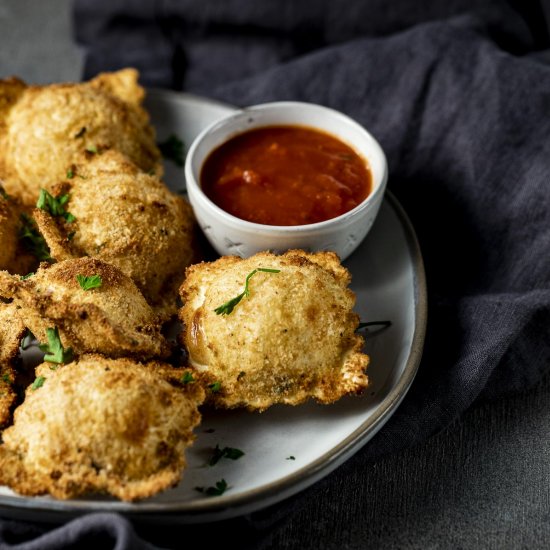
[209,445,245,466]
[37,189,76,223]
[85,145,98,154]
[20,272,34,280]
[0,186,8,200]
[66,168,75,179]
[208,381,222,393]
[195,479,228,496]
[286,456,296,460]
[74,127,87,138]
[338,153,355,161]
[158,134,185,167]
[31,376,45,391]
[19,213,51,261]
[214,268,281,315]
[1,374,12,384]
[181,371,195,384]
[38,327,73,364]
[76,274,102,291]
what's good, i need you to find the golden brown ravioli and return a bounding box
[32,150,197,316]
[0,355,204,501]
[0,302,25,427]
[0,185,18,271]
[0,257,169,360]
[0,68,161,205]
[0,186,39,275]
[179,249,369,411]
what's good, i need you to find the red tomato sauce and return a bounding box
[200,125,372,226]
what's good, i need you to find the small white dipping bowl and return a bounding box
[185,101,388,261]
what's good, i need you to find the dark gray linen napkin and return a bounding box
[2,0,550,548]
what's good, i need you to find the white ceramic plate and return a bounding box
[0,90,427,524]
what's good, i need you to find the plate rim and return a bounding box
[0,90,427,522]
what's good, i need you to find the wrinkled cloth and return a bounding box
[3,0,550,548]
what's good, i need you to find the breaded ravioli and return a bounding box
[0,185,38,275]
[0,68,161,205]
[0,184,18,271]
[179,249,369,411]
[0,257,169,359]
[0,302,26,427]
[32,150,197,316]
[0,355,204,501]
[0,77,26,166]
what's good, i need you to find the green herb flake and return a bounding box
[158,134,185,167]
[208,381,222,393]
[74,127,87,138]
[1,374,12,385]
[38,327,73,365]
[36,189,76,224]
[85,145,98,154]
[19,213,51,261]
[209,445,245,466]
[66,168,75,179]
[286,456,296,460]
[76,274,102,291]
[338,153,355,161]
[31,376,45,391]
[181,371,195,384]
[195,478,228,497]
[20,272,34,280]
[0,186,8,200]
[214,268,281,316]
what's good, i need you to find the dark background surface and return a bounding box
[1,1,550,548]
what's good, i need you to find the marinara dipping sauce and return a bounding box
[200,125,372,226]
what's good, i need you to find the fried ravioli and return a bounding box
[0,302,26,427]
[32,150,197,316]
[0,69,161,205]
[0,186,39,275]
[0,184,18,271]
[0,257,169,359]
[0,355,204,501]
[179,249,369,411]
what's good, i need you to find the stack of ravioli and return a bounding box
[0,70,370,501]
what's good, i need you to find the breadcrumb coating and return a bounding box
[0,355,204,501]
[0,185,18,271]
[32,150,197,316]
[0,257,169,359]
[0,302,25,427]
[0,69,162,205]
[0,187,38,275]
[179,249,369,411]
